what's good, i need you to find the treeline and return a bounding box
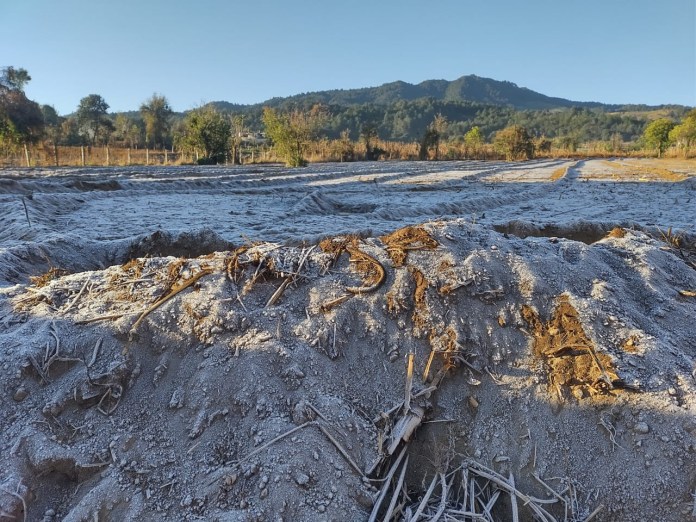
[2,66,695,167]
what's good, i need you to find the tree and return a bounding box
[140,93,173,148]
[230,114,245,165]
[642,118,675,157]
[668,109,696,155]
[494,125,534,160]
[41,104,63,145]
[464,126,484,148]
[360,123,378,160]
[113,114,143,148]
[0,66,31,92]
[418,114,447,160]
[0,67,44,151]
[175,106,231,163]
[334,129,354,162]
[76,94,111,145]
[262,105,326,167]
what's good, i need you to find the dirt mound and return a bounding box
[125,229,234,260]
[1,220,695,521]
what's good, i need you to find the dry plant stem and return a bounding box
[320,293,352,312]
[404,352,415,412]
[509,472,520,522]
[532,473,568,505]
[129,268,212,338]
[409,473,438,522]
[583,503,604,522]
[88,338,102,368]
[368,446,408,522]
[422,349,436,382]
[316,423,366,479]
[236,421,313,465]
[76,312,127,325]
[585,346,613,386]
[467,462,557,522]
[265,277,291,308]
[345,246,386,294]
[382,455,409,522]
[430,473,448,522]
[21,196,31,228]
[61,277,91,315]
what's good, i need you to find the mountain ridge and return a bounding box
[209,74,660,112]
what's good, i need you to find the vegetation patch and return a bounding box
[522,296,621,401]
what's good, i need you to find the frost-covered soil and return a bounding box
[0,159,695,521]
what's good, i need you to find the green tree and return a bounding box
[0,66,31,92]
[642,118,675,157]
[41,104,63,144]
[463,125,484,157]
[668,109,696,155]
[494,125,534,160]
[0,67,44,151]
[464,126,484,148]
[175,106,231,163]
[262,105,326,167]
[76,94,111,145]
[140,93,173,148]
[113,114,143,148]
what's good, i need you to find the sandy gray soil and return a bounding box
[0,159,694,521]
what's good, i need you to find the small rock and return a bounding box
[634,422,650,434]
[260,488,268,499]
[13,386,28,402]
[294,472,310,487]
[181,495,193,507]
[44,509,56,517]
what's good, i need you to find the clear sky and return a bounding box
[2,0,694,114]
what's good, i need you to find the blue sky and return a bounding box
[2,0,694,114]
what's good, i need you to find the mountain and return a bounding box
[212,75,619,112]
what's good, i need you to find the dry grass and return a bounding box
[380,226,438,266]
[601,160,689,182]
[29,267,69,287]
[550,166,568,181]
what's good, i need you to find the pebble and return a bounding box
[44,509,56,517]
[633,422,650,434]
[13,386,28,402]
[260,488,268,499]
[294,472,310,486]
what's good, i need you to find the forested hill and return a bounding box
[214,75,618,112]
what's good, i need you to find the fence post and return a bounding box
[164,148,168,164]
[53,144,59,166]
[81,146,85,166]
[127,148,131,165]
[146,148,149,165]
[23,144,30,167]
[105,146,110,166]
